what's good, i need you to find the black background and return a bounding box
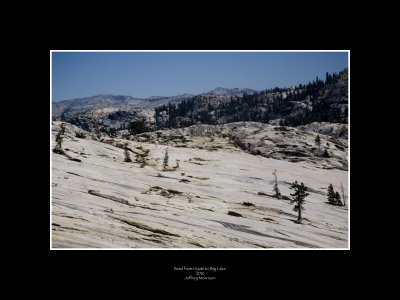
[37,11,362,290]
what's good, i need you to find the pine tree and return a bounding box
[163,149,169,169]
[108,127,117,138]
[124,142,132,162]
[325,72,330,84]
[335,191,342,206]
[128,119,148,135]
[322,149,330,157]
[315,134,321,149]
[53,123,66,154]
[272,169,281,199]
[55,123,66,148]
[289,181,309,223]
[327,184,343,205]
[327,184,336,205]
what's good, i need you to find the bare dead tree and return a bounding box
[272,169,281,199]
[341,182,346,206]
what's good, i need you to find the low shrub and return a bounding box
[75,132,86,139]
[52,147,65,155]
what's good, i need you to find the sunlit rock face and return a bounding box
[51,121,348,249]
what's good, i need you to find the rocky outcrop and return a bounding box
[54,108,154,134]
[131,121,348,170]
[298,122,348,139]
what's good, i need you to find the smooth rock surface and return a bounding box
[51,121,349,248]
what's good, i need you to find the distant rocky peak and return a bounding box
[205,87,258,96]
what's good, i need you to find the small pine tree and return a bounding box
[272,169,281,199]
[335,191,342,206]
[139,156,146,168]
[327,184,336,205]
[322,149,330,157]
[55,132,63,148]
[108,127,117,138]
[163,149,169,169]
[315,134,321,148]
[124,143,132,162]
[289,181,309,223]
[55,123,66,148]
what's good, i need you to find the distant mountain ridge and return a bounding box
[52,68,348,131]
[52,88,258,117]
[52,93,195,117]
[203,87,258,96]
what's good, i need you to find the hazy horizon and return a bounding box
[51,51,348,102]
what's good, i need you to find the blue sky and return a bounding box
[51,51,348,101]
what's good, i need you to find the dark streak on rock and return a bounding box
[210,220,319,248]
[113,217,180,237]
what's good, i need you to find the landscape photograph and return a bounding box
[50,50,349,249]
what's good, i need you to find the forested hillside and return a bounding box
[155,68,348,129]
